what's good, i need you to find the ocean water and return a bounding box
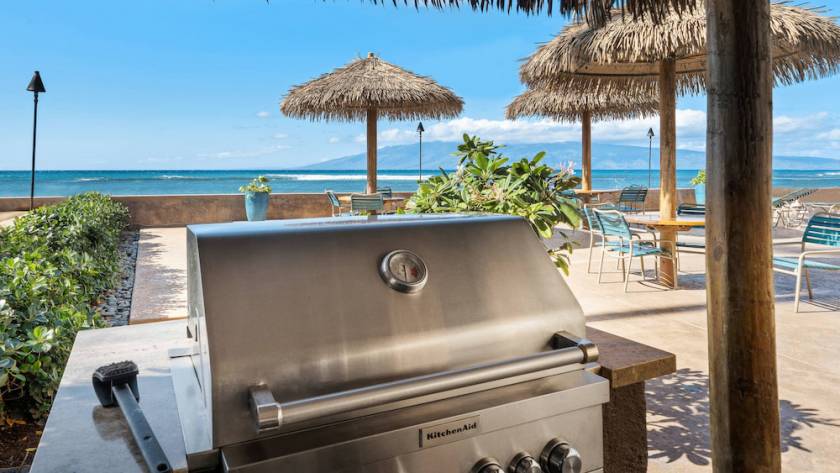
[0,169,838,198]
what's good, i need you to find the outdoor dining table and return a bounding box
[573,189,602,204]
[624,213,706,288]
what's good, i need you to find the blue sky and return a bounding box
[1,0,839,170]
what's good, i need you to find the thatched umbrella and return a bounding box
[357,1,699,27]
[506,87,658,190]
[521,2,840,220]
[282,53,463,193]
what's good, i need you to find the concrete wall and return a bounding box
[0,193,412,227]
[0,188,694,227]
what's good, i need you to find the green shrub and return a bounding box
[0,192,128,419]
[239,175,272,193]
[408,135,582,273]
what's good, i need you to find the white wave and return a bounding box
[265,173,432,181]
[818,172,840,176]
[76,177,105,182]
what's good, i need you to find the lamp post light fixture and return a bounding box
[27,71,46,211]
[646,127,655,190]
[417,122,425,182]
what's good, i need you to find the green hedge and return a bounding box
[0,192,129,419]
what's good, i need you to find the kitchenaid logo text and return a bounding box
[420,416,481,447]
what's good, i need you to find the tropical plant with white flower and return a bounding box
[408,134,582,273]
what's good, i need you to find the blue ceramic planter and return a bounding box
[694,184,706,203]
[244,191,270,221]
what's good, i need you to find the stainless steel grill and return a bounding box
[170,214,608,473]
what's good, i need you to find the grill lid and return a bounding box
[186,214,586,447]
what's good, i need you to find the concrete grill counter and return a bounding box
[30,215,675,473]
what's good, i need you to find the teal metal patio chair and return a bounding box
[376,186,393,198]
[350,193,384,214]
[583,203,656,274]
[617,185,648,213]
[325,190,348,217]
[595,209,679,291]
[773,212,840,312]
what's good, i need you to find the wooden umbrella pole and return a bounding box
[658,58,678,287]
[706,0,781,471]
[581,110,592,192]
[366,108,378,194]
[659,59,677,219]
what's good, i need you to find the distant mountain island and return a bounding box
[302,141,840,171]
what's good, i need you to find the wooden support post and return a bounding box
[581,110,592,192]
[658,59,678,287]
[366,108,378,194]
[706,1,781,472]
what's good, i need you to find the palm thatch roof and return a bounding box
[520,2,840,95]
[281,53,463,122]
[357,0,699,26]
[506,86,658,122]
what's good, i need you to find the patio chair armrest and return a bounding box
[629,228,658,240]
[799,248,840,262]
[773,239,804,247]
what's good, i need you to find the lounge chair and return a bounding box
[773,188,817,228]
[677,203,705,216]
[772,212,840,312]
[675,203,706,260]
[617,185,648,213]
[376,187,393,198]
[772,188,817,208]
[350,193,385,215]
[595,209,679,291]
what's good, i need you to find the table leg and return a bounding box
[658,228,678,288]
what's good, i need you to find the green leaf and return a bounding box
[406,135,579,278]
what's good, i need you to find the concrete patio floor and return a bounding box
[0,211,26,228]
[129,227,187,323]
[552,226,840,472]
[127,223,839,471]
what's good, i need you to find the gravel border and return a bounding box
[97,231,139,326]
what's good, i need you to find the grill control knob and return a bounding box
[509,452,543,473]
[471,458,504,473]
[540,439,582,473]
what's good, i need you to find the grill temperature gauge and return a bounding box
[379,250,428,293]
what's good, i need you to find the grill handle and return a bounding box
[249,332,598,432]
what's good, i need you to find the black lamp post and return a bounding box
[416,122,425,182]
[27,71,46,211]
[646,127,655,189]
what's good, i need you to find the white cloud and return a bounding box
[256,111,271,118]
[198,144,290,159]
[774,112,827,133]
[328,136,341,143]
[363,109,840,157]
[817,128,840,140]
[372,109,708,147]
[272,133,288,139]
